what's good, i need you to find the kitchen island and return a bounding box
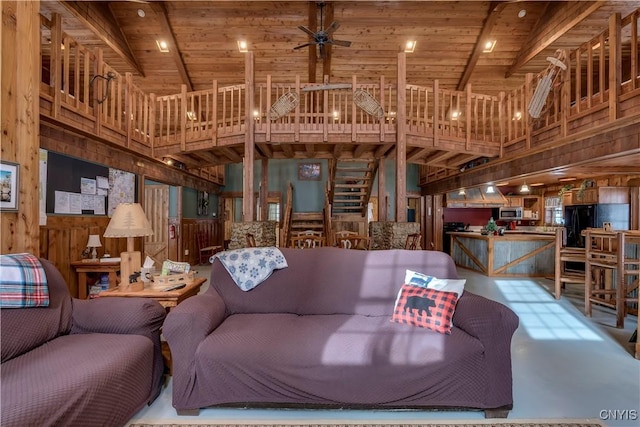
[448,231,555,277]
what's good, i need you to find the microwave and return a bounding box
[498,207,523,220]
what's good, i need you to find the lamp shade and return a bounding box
[103,203,154,238]
[86,234,102,248]
[520,182,530,193]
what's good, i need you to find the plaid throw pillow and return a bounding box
[391,284,458,334]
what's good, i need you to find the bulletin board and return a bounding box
[45,151,136,215]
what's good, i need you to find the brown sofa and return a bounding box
[164,248,519,418]
[1,258,166,427]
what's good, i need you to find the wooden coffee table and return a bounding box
[98,277,207,309]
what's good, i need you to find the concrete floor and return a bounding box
[127,265,639,427]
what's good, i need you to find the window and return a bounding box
[267,202,280,222]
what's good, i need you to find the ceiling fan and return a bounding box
[294,2,352,59]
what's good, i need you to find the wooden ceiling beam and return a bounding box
[150,2,193,91]
[60,1,144,76]
[457,1,506,91]
[505,1,605,77]
[422,119,640,195]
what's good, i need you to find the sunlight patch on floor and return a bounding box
[495,279,603,341]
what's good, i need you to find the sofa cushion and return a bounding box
[191,313,487,407]
[1,259,72,363]
[1,333,153,426]
[391,284,459,334]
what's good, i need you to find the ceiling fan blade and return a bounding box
[298,25,316,38]
[294,42,315,50]
[326,21,340,35]
[330,39,352,47]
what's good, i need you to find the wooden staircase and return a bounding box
[290,212,325,236]
[329,159,378,217]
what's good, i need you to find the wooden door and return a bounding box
[144,185,169,264]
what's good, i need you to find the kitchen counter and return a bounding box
[447,231,555,277]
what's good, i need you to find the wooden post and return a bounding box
[609,13,621,121]
[50,13,62,119]
[377,158,386,221]
[396,53,407,222]
[243,52,255,221]
[1,0,40,255]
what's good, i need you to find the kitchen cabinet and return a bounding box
[505,196,523,207]
[563,187,630,206]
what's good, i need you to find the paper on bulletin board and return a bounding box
[54,191,83,214]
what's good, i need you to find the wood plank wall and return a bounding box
[40,216,222,297]
[40,216,127,298]
[181,219,222,265]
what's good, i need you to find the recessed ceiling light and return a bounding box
[156,40,169,53]
[482,40,497,53]
[137,9,145,18]
[404,40,416,53]
[558,177,577,182]
[518,9,527,19]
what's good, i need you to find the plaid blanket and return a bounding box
[0,253,49,308]
[213,247,287,291]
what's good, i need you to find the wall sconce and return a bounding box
[90,71,116,104]
[237,40,249,53]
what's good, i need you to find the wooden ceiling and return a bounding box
[39,1,640,189]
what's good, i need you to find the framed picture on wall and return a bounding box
[198,191,209,216]
[0,160,19,212]
[298,162,321,181]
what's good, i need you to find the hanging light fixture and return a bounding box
[486,185,495,194]
[520,182,530,193]
[458,188,466,195]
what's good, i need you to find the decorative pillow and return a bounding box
[405,269,465,297]
[391,284,459,334]
[0,253,49,308]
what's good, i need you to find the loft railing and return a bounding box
[39,9,640,179]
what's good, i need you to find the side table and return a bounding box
[98,277,206,309]
[71,260,121,299]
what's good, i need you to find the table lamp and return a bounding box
[103,203,153,292]
[86,234,102,260]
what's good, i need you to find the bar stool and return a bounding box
[554,228,585,299]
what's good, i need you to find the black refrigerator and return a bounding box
[564,204,630,247]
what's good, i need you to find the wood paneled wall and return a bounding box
[181,218,222,265]
[39,216,128,297]
[1,1,40,256]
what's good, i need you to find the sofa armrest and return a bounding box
[162,291,226,406]
[71,297,167,404]
[452,292,519,408]
[71,297,166,336]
